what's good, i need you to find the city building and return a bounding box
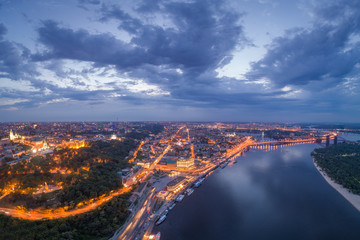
[110,134,117,140]
[136,161,150,168]
[177,157,195,168]
[166,176,187,192]
[63,138,87,149]
[9,129,22,141]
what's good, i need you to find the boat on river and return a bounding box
[176,194,185,202]
[156,215,166,225]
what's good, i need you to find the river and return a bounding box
[154,143,360,240]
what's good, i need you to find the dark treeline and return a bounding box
[58,139,136,207]
[312,143,360,195]
[0,155,57,192]
[0,193,130,240]
[0,125,164,239]
[0,139,136,209]
[125,124,164,140]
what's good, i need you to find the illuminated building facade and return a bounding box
[177,157,195,168]
[166,176,187,192]
[136,161,150,168]
[9,129,22,141]
[64,138,87,149]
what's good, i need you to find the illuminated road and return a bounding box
[0,193,9,200]
[187,128,195,158]
[115,189,155,240]
[148,126,184,170]
[125,140,173,186]
[129,141,145,162]
[0,127,320,222]
[117,135,273,239]
[112,127,185,239]
[1,139,149,220]
[0,187,130,220]
[120,132,332,238]
[128,126,184,183]
[150,145,171,169]
[225,138,255,158]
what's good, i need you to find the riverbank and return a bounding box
[313,159,360,211]
[156,144,360,240]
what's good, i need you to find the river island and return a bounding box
[312,143,360,211]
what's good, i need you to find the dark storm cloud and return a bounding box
[30,0,268,109]
[100,5,143,34]
[101,0,246,75]
[0,23,38,80]
[246,0,360,89]
[100,0,262,108]
[120,62,296,109]
[33,20,152,68]
[37,0,247,77]
[9,0,358,117]
[1,0,359,121]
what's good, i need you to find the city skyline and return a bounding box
[1,0,360,122]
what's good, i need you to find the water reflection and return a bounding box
[155,144,360,240]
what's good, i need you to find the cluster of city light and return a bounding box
[123,127,183,187]
[250,140,316,151]
[9,129,22,141]
[67,141,87,149]
[225,138,255,158]
[49,167,72,175]
[117,126,339,239]
[0,187,131,220]
[0,182,18,196]
[0,181,39,196]
[129,141,145,162]
[2,125,334,225]
[31,140,50,153]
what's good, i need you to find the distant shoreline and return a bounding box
[313,158,360,211]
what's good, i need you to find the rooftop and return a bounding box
[167,176,186,187]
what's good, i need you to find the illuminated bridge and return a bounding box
[250,133,341,150]
[225,134,342,159]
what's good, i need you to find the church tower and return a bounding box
[9,129,15,140]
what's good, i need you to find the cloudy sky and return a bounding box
[0,0,359,122]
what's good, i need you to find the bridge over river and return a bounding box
[249,133,347,150]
